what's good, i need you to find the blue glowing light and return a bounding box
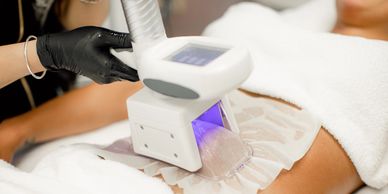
[192,102,224,147]
[196,102,224,127]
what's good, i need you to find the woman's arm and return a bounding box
[0,81,142,161]
[57,0,110,30]
[0,40,45,88]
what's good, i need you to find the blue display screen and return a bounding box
[168,44,227,66]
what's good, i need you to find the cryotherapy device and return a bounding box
[112,0,252,172]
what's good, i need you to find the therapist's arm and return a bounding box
[0,82,142,161]
[0,41,45,89]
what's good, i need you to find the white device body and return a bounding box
[139,36,252,100]
[112,36,252,171]
[127,88,239,172]
[113,36,252,101]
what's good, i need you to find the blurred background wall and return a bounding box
[107,0,313,36]
[107,0,243,36]
[165,0,243,36]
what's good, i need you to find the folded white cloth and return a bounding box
[15,121,132,171]
[0,121,172,194]
[0,149,172,194]
[204,1,388,189]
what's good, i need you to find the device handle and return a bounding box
[110,48,138,70]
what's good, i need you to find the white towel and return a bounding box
[0,122,173,194]
[0,148,173,194]
[2,155,157,194]
[204,2,388,189]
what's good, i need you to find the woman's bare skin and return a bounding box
[260,128,363,193]
[333,0,388,40]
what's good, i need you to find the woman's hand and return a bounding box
[0,120,28,162]
[37,26,139,84]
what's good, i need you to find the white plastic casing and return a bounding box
[127,87,219,171]
[136,36,252,101]
[112,36,253,171]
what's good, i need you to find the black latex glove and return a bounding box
[36,26,139,84]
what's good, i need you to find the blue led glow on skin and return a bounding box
[192,102,224,147]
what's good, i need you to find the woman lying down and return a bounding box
[1,0,388,193]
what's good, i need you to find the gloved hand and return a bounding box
[37,26,139,84]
